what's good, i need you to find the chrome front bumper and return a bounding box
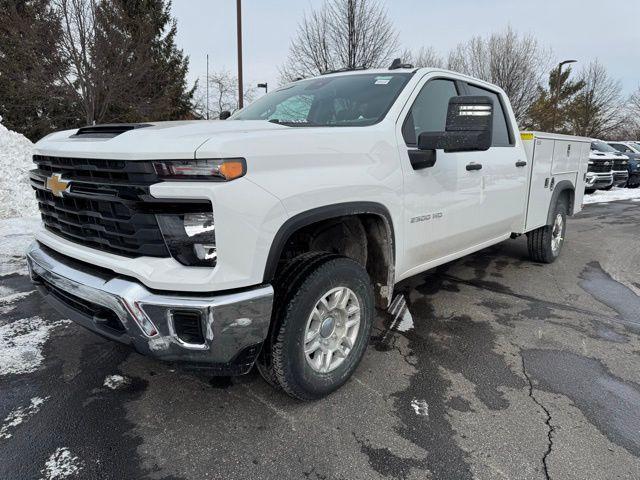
[26,242,273,374]
[586,172,613,189]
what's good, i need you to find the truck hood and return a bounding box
[589,151,628,161]
[34,120,285,160]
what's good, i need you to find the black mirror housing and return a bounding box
[219,110,231,120]
[418,95,494,153]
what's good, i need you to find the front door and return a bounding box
[396,76,486,278]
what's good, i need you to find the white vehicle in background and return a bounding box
[27,66,590,400]
[586,140,627,193]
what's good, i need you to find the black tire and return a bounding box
[256,252,331,388]
[527,200,568,264]
[627,183,639,189]
[584,188,596,195]
[268,254,374,400]
[603,185,613,191]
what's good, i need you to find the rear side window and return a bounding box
[466,84,513,147]
[402,79,458,145]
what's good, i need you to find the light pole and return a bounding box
[551,59,577,132]
[206,54,209,120]
[257,83,268,94]
[236,0,244,109]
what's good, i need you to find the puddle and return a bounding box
[579,262,640,333]
[522,349,640,456]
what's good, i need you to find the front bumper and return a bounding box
[26,242,273,374]
[586,172,613,189]
[612,171,629,187]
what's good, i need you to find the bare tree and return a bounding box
[194,70,255,119]
[280,0,399,83]
[447,27,551,123]
[402,46,444,69]
[54,0,98,125]
[567,60,625,138]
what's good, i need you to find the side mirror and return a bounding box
[219,110,231,120]
[418,96,494,153]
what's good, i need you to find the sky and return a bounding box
[170,0,640,101]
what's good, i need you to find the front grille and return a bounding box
[613,159,627,171]
[589,162,612,173]
[30,156,170,258]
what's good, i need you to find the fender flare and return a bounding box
[262,201,395,283]
[547,180,575,224]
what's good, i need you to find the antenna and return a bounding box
[389,58,414,70]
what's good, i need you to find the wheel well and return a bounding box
[557,188,574,213]
[547,182,575,224]
[273,213,394,308]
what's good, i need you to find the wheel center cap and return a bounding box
[320,317,336,338]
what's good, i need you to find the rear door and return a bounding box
[395,76,485,277]
[462,83,528,236]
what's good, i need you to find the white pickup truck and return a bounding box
[27,67,589,400]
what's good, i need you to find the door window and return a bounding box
[466,84,513,147]
[402,79,458,146]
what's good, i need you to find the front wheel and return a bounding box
[267,254,374,400]
[585,188,596,194]
[527,201,567,264]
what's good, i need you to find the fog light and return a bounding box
[157,211,217,267]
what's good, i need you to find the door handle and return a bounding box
[466,162,483,171]
[515,161,527,167]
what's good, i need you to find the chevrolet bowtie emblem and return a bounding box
[46,173,71,197]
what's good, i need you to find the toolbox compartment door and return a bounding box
[525,137,555,231]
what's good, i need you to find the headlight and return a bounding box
[153,158,246,181]
[157,211,217,267]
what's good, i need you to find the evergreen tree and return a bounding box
[0,0,77,140]
[92,0,195,123]
[526,67,584,133]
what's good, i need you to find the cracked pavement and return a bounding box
[1,200,640,479]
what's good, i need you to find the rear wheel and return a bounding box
[262,253,374,400]
[527,200,568,264]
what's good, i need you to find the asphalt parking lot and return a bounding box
[1,199,640,480]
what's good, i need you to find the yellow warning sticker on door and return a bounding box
[521,133,534,141]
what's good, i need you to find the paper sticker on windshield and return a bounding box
[375,76,393,85]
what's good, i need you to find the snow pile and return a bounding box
[0,396,49,440]
[40,447,83,480]
[0,316,70,376]
[583,187,640,205]
[0,116,37,219]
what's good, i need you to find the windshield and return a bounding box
[591,141,618,153]
[231,73,412,127]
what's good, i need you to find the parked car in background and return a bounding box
[592,140,628,188]
[607,141,640,188]
[586,141,615,194]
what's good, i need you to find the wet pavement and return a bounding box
[1,200,640,479]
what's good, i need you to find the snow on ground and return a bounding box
[0,216,41,276]
[0,396,49,440]
[40,447,83,480]
[103,374,130,390]
[0,116,37,220]
[0,316,70,376]
[583,187,640,205]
